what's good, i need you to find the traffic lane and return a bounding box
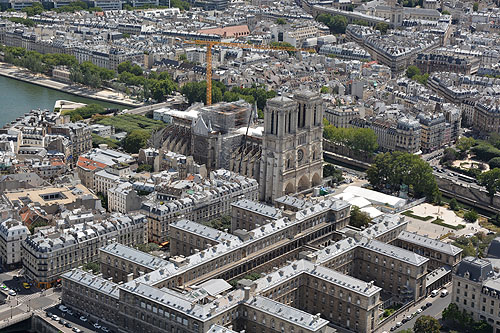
[396,293,451,332]
[3,277,38,296]
[47,306,113,333]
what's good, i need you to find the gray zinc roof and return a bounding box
[397,231,462,256]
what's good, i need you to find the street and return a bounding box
[376,288,451,333]
[0,269,61,328]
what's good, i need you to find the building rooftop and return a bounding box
[62,269,120,299]
[231,199,282,219]
[397,231,463,256]
[100,243,168,271]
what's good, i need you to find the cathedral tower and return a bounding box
[259,91,324,202]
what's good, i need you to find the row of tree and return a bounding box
[323,121,378,155]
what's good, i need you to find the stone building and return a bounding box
[393,231,463,270]
[259,91,324,202]
[22,213,147,288]
[0,218,29,269]
[230,199,282,232]
[99,243,168,283]
[451,257,500,332]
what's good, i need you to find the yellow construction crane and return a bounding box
[183,40,316,105]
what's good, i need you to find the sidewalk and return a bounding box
[0,62,143,107]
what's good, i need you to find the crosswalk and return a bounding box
[17,293,43,304]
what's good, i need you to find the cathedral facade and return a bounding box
[259,91,324,202]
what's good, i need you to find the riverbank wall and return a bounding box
[0,62,143,108]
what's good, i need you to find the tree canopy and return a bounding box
[478,168,500,200]
[349,206,372,228]
[316,13,348,34]
[367,151,439,201]
[413,315,440,333]
[323,123,378,154]
[443,303,492,333]
[122,129,151,154]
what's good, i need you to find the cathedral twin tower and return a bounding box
[259,91,324,202]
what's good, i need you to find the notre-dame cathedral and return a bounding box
[259,91,324,202]
[157,90,324,202]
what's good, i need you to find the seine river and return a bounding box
[0,75,124,126]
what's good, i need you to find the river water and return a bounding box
[0,75,124,126]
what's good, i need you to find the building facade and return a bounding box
[259,91,324,202]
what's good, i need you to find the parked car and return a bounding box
[94,323,102,329]
[417,308,423,314]
[8,290,16,296]
[79,316,87,322]
[102,327,110,332]
[72,328,82,333]
[65,322,72,328]
[441,289,449,297]
[396,322,402,327]
[59,305,68,312]
[51,315,59,321]
[426,302,432,308]
[431,290,439,297]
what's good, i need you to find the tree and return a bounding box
[349,206,372,228]
[83,262,100,273]
[473,1,479,11]
[316,13,348,34]
[457,136,475,154]
[122,129,150,153]
[117,61,133,74]
[441,147,458,164]
[137,164,153,172]
[136,243,160,253]
[320,86,329,94]
[413,315,440,333]
[375,22,389,34]
[367,151,439,201]
[464,210,479,222]
[449,197,459,211]
[276,18,287,25]
[478,168,500,203]
[441,10,450,14]
[406,65,421,79]
[323,164,343,183]
[179,54,187,61]
[489,157,500,169]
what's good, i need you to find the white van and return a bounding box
[441,289,449,297]
[431,290,439,297]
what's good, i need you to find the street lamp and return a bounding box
[10,305,13,319]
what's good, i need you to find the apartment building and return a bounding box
[142,170,259,244]
[230,199,282,232]
[452,257,500,332]
[415,52,480,75]
[94,165,131,196]
[324,106,362,129]
[474,97,500,135]
[76,148,134,190]
[107,182,141,214]
[22,213,147,288]
[0,218,29,269]
[48,122,92,164]
[417,112,446,153]
[3,184,99,215]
